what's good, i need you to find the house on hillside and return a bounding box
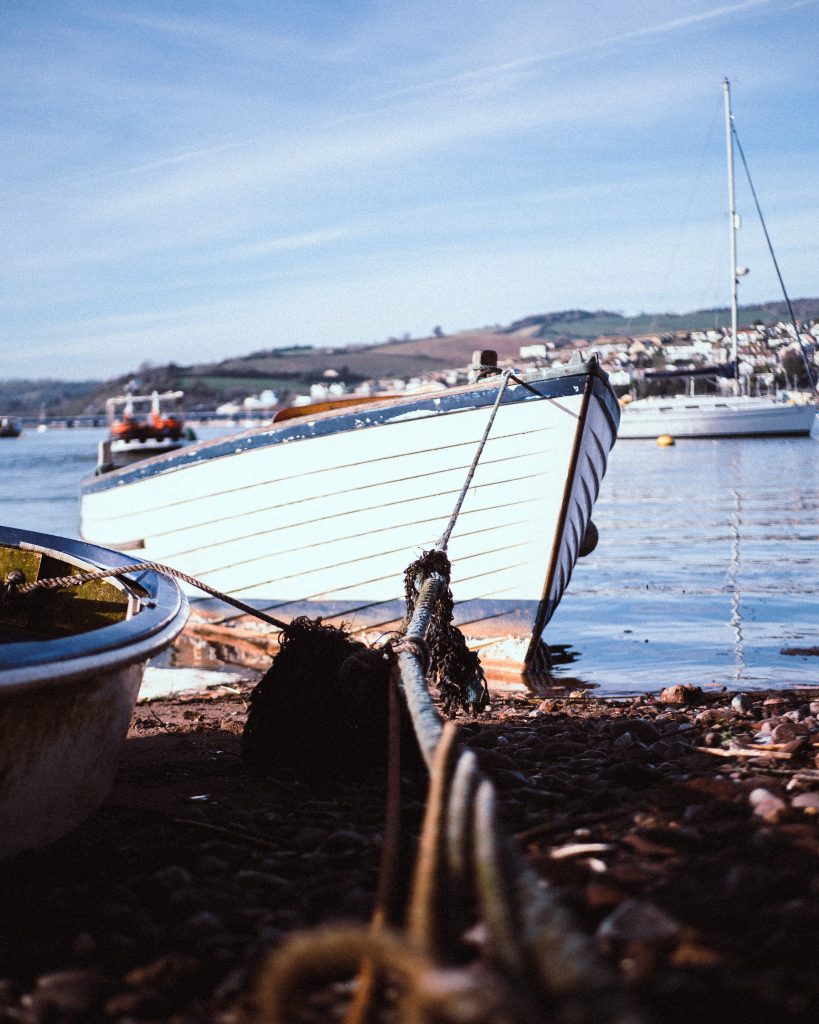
[519,343,551,360]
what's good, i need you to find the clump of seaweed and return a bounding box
[242,616,401,774]
[403,550,490,718]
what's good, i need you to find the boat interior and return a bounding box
[0,544,137,643]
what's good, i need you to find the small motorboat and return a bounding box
[96,390,191,472]
[0,524,188,861]
[0,417,21,438]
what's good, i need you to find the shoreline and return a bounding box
[0,682,817,1021]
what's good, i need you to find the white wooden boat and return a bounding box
[621,80,817,440]
[0,525,188,861]
[80,355,619,682]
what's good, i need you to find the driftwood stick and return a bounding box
[693,745,792,760]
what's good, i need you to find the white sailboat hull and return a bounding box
[80,362,619,679]
[618,394,816,439]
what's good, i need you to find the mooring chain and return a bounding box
[3,560,290,631]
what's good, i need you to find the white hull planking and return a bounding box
[618,395,816,439]
[81,371,617,673]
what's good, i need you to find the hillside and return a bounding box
[3,298,817,417]
[501,298,819,340]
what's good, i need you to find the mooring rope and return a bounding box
[389,571,643,1023]
[435,369,513,552]
[258,561,643,1024]
[5,560,290,631]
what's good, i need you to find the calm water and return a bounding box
[547,433,819,695]
[1,426,818,696]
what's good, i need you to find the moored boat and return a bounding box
[97,390,190,471]
[620,80,817,440]
[80,353,619,683]
[0,417,22,438]
[618,391,816,439]
[0,525,188,861]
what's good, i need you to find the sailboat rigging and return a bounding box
[619,79,817,439]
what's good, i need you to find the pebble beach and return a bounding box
[1,679,817,1023]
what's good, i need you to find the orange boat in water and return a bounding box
[108,390,185,443]
[97,391,191,472]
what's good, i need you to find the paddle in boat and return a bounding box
[0,524,188,861]
[80,351,619,685]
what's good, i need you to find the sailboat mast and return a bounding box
[723,78,740,391]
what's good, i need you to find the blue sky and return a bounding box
[2,0,818,379]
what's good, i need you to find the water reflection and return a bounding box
[728,449,745,682]
[544,436,819,695]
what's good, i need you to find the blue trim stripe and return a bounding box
[82,367,609,496]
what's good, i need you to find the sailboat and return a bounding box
[619,80,816,440]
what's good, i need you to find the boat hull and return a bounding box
[80,362,619,680]
[618,396,816,439]
[0,526,188,861]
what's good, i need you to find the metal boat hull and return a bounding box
[618,395,816,439]
[80,362,619,680]
[0,526,188,861]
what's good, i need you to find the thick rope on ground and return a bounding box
[254,924,540,1024]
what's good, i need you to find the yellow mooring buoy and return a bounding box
[656,434,675,447]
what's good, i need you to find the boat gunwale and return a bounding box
[0,525,188,692]
[81,360,618,497]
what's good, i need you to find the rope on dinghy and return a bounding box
[3,559,291,630]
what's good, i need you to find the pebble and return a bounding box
[659,685,705,706]
[748,788,788,823]
[104,987,168,1018]
[731,693,754,714]
[771,722,798,743]
[27,970,118,1019]
[609,718,661,743]
[697,707,734,725]
[125,953,202,990]
[791,792,819,813]
[596,898,681,948]
[153,864,193,890]
[235,870,290,895]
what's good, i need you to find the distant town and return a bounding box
[213,316,818,423]
[2,301,817,423]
